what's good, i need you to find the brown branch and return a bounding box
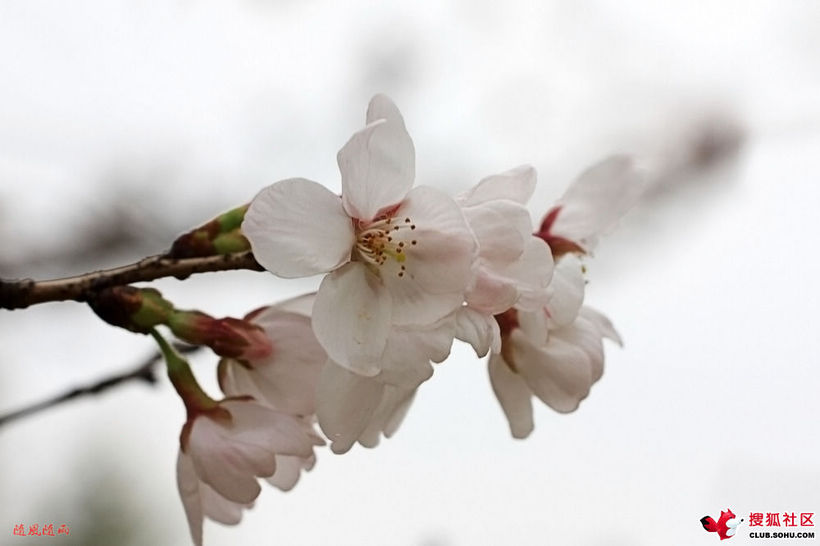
[0,344,201,428]
[0,251,264,310]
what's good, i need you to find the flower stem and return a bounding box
[149,327,216,414]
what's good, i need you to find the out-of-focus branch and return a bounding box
[0,344,201,428]
[0,251,263,310]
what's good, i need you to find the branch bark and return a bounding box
[0,344,200,428]
[0,251,264,310]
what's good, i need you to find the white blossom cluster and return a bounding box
[175,95,644,545]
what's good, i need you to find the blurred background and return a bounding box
[1,1,819,544]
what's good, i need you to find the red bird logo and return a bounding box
[701,509,743,540]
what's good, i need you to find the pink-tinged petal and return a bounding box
[463,200,531,264]
[177,452,204,546]
[359,385,416,448]
[200,482,248,525]
[454,306,500,357]
[551,156,646,250]
[312,262,391,375]
[338,102,415,220]
[546,254,585,327]
[243,178,355,277]
[380,186,477,325]
[240,310,326,415]
[222,400,314,458]
[466,268,520,315]
[218,358,268,401]
[488,354,534,439]
[511,330,593,413]
[316,361,384,454]
[459,165,536,206]
[502,237,554,312]
[188,418,264,504]
[268,292,316,317]
[579,306,623,345]
[553,316,605,383]
[266,454,309,492]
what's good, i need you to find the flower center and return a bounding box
[355,215,418,277]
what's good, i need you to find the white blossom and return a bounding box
[243,95,476,376]
[176,399,319,545]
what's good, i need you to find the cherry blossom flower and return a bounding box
[487,155,642,437]
[490,306,621,438]
[243,95,477,377]
[176,399,319,545]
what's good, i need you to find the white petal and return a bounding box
[502,237,554,312]
[188,417,264,504]
[466,268,520,315]
[511,330,593,413]
[338,100,415,220]
[366,94,406,125]
[241,310,326,415]
[551,156,646,249]
[269,292,316,317]
[377,316,456,386]
[553,316,605,383]
[377,327,437,388]
[488,354,534,439]
[177,452,204,546]
[579,306,623,346]
[382,388,416,438]
[222,400,314,458]
[380,186,477,325]
[516,309,548,346]
[243,178,355,277]
[455,306,501,357]
[266,454,308,492]
[218,358,268,401]
[200,482,247,525]
[316,361,385,454]
[463,199,531,264]
[459,165,536,206]
[312,262,391,375]
[359,385,416,448]
[546,254,585,327]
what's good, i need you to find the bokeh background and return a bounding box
[1,1,819,544]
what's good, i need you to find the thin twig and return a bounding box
[0,344,201,428]
[0,251,264,310]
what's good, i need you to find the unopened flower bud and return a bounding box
[167,311,273,360]
[169,205,251,258]
[89,286,174,333]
